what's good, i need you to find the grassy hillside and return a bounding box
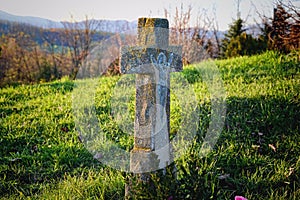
[0,51,299,199]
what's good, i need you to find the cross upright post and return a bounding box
[120,18,182,174]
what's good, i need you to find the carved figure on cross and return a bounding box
[150,52,174,127]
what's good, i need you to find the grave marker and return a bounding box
[120,17,182,173]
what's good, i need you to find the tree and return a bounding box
[41,28,64,79]
[221,18,266,58]
[165,4,220,63]
[62,16,99,79]
[221,18,245,58]
[257,0,300,53]
[228,18,245,38]
[273,1,300,52]
[271,4,291,53]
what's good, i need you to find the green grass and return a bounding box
[0,51,299,199]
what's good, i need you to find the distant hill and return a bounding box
[0,10,63,29]
[0,10,137,33]
[0,10,228,64]
[1,10,266,41]
[0,10,229,40]
[0,10,139,47]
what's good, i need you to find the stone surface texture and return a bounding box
[120,17,182,173]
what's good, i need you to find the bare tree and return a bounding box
[62,16,99,79]
[211,11,221,57]
[164,3,219,64]
[41,28,65,79]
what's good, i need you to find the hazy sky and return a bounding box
[1,0,299,30]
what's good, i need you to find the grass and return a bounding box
[0,51,299,199]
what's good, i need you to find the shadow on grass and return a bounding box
[0,87,299,199]
[40,79,75,94]
[173,95,299,199]
[0,139,100,197]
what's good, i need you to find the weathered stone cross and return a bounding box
[120,18,182,173]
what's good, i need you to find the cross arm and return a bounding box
[120,46,182,74]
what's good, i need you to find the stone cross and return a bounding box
[120,18,182,173]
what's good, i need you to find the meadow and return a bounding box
[0,51,299,199]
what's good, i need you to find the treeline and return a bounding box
[0,20,110,46]
[166,1,299,60]
[0,19,111,87]
[0,1,299,87]
[221,1,300,58]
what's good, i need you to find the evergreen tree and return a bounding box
[221,18,245,58]
[227,18,245,38]
[270,2,299,53]
[258,1,300,53]
[221,18,266,58]
[271,5,291,53]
